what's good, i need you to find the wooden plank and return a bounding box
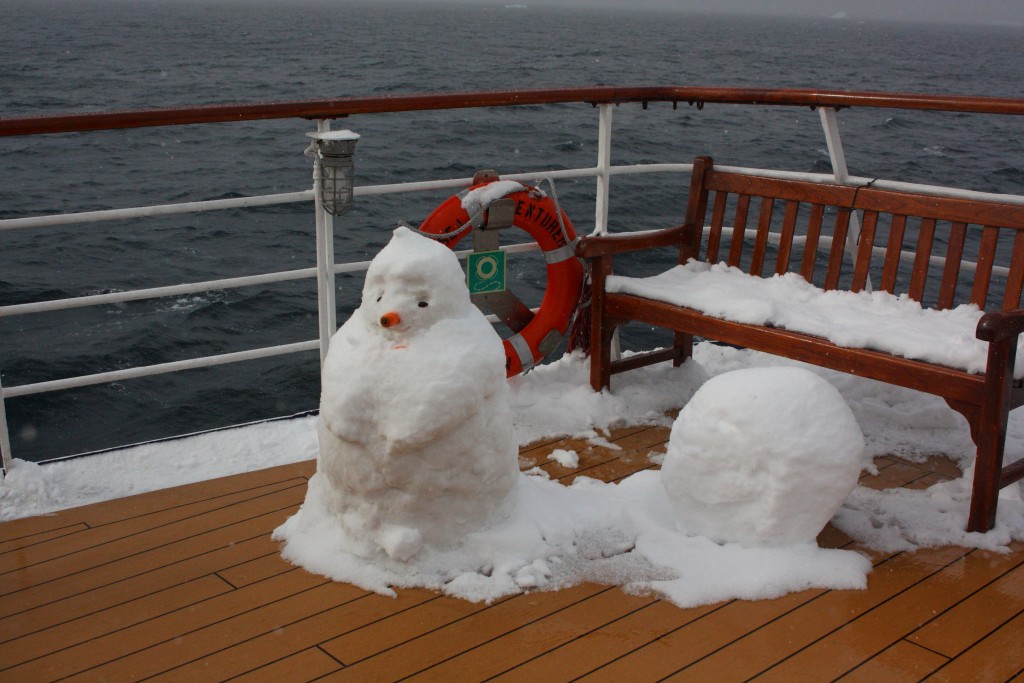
[218,552,296,589]
[1003,229,1024,311]
[909,547,1024,657]
[706,169,858,207]
[229,648,343,683]
[0,494,302,622]
[0,459,310,535]
[322,595,494,664]
[750,196,775,276]
[492,600,718,682]
[407,589,656,681]
[0,516,89,545]
[909,217,937,302]
[146,589,438,683]
[800,203,826,282]
[0,533,279,644]
[836,640,948,682]
[3,568,328,682]
[774,200,800,275]
[924,609,1024,682]
[856,187,1024,229]
[319,583,608,681]
[0,523,88,555]
[753,546,1022,681]
[937,221,968,310]
[726,194,751,267]
[659,546,969,682]
[970,226,1001,307]
[0,477,303,578]
[578,589,825,682]
[852,210,880,293]
[0,575,233,670]
[706,191,728,263]
[72,460,315,530]
[880,213,908,293]
[560,458,654,485]
[824,207,852,290]
[543,426,667,484]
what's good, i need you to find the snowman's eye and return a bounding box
[418,301,428,308]
[376,294,383,302]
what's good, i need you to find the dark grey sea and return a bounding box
[1,0,1023,461]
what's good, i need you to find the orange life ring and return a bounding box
[417,180,584,377]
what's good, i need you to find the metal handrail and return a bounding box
[3,86,1024,136]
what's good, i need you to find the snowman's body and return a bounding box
[314,227,518,561]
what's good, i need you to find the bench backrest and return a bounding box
[681,156,1024,312]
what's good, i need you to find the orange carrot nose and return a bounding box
[379,311,401,328]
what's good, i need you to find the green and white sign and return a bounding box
[466,250,506,294]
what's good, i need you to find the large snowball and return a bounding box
[661,366,866,546]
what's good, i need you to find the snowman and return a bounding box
[309,226,518,561]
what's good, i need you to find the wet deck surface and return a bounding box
[2,424,1023,682]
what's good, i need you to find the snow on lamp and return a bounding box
[308,130,359,216]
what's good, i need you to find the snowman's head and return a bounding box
[360,227,473,339]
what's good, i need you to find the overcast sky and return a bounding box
[466,0,1024,26]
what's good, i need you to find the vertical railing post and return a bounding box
[311,119,338,367]
[0,377,12,475]
[819,107,866,284]
[594,103,614,236]
[593,103,621,359]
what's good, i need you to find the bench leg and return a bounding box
[589,256,614,392]
[967,337,1015,533]
[589,313,616,392]
[672,332,693,367]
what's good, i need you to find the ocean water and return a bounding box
[1,0,1023,462]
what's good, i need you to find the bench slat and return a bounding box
[909,218,937,302]
[1003,230,1024,311]
[707,191,728,264]
[970,226,1001,307]
[775,201,800,275]
[852,210,879,293]
[857,187,1024,229]
[800,203,825,283]
[707,170,858,207]
[824,208,851,290]
[879,214,908,293]
[938,221,968,310]
[751,197,775,276]
[727,194,751,267]
[604,293,986,404]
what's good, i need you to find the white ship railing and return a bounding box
[2,87,1023,471]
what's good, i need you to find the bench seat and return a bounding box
[607,261,1024,378]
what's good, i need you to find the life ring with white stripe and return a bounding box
[417,180,584,377]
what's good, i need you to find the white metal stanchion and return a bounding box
[307,122,358,366]
[0,378,13,475]
[819,106,868,288]
[594,103,614,237]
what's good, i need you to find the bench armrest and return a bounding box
[977,309,1024,342]
[576,224,689,259]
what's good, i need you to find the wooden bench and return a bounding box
[577,156,1024,532]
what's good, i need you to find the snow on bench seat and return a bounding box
[607,260,1024,379]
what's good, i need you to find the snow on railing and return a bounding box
[2,88,1023,471]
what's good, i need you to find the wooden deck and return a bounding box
[2,423,1023,682]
